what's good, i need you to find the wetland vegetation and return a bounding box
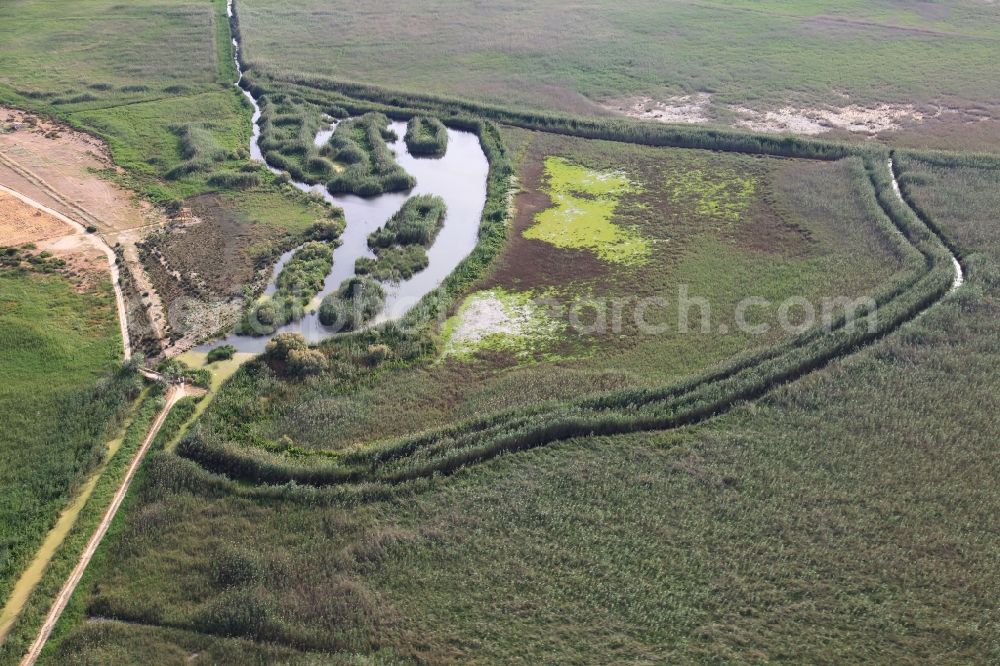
[403,116,448,157]
[0,0,997,663]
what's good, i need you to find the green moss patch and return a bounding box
[523,157,650,265]
[664,166,757,224]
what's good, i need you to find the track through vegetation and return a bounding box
[18,385,205,666]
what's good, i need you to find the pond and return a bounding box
[202,7,489,353]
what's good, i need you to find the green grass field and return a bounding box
[34,146,1000,666]
[0,0,223,105]
[0,271,139,609]
[235,0,1000,145]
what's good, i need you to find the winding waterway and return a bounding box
[205,1,488,353]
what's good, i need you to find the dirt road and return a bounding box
[0,183,132,359]
[18,383,205,666]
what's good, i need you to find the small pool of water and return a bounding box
[203,9,489,353]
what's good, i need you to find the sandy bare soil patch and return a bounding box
[0,107,169,352]
[604,93,713,124]
[601,94,975,140]
[0,191,72,246]
[0,107,159,235]
[0,191,109,291]
[730,103,928,135]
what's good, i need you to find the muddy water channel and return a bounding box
[204,2,488,353]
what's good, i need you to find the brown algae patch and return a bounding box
[523,157,649,265]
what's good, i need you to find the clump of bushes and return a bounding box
[404,116,448,157]
[264,332,327,377]
[256,95,341,185]
[318,276,385,331]
[165,124,242,180]
[265,332,307,358]
[206,344,237,363]
[287,348,328,376]
[273,241,334,300]
[357,195,447,281]
[355,245,428,282]
[369,195,447,248]
[305,218,345,241]
[323,113,416,197]
[156,358,210,388]
[207,171,262,189]
[0,245,67,274]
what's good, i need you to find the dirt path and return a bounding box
[0,181,175,657]
[0,183,132,360]
[18,384,205,666]
[0,127,170,348]
[888,158,964,291]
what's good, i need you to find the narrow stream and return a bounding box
[204,1,488,353]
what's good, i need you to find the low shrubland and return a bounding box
[404,116,447,157]
[0,385,165,665]
[0,272,139,607]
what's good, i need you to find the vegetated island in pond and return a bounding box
[323,112,416,197]
[356,194,448,282]
[404,116,448,157]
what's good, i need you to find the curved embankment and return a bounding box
[178,150,965,488]
[18,385,205,666]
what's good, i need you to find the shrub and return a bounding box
[368,194,446,248]
[265,332,307,360]
[366,343,392,364]
[355,245,428,282]
[318,276,385,331]
[323,112,416,197]
[305,219,345,242]
[287,348,328,376]
[155,358,210,388]
[206,344,237,363]
[208,171,262,189]
[359,194,446,280]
